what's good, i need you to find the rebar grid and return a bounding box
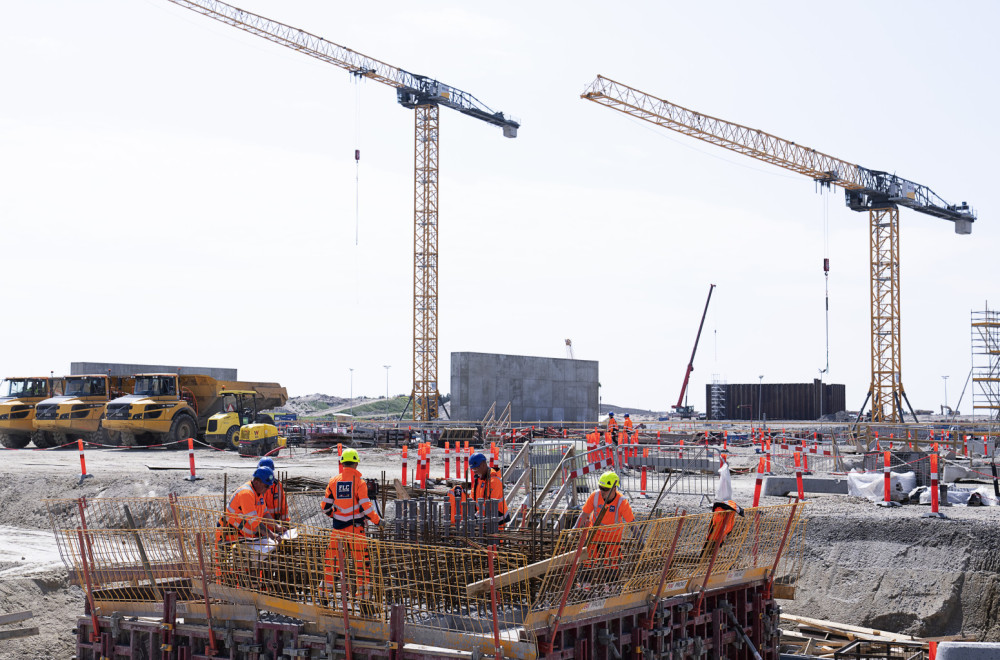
[531,504,803,615]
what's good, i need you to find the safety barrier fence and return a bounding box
[51,499,804,657]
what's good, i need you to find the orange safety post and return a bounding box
[679,437,684,460]
[77,439,93,485]
[445,441,451,480]
[490,442,497,468]
[926,453,944,518]
[752,457,764,507]
[563,428,568,439]
[186,438,201,482]
[465,446,471,481]
[723,431,728,451]
[641,465,647,497]
[337,443,344,474]
[794,451,805,500]
[929,641,937,660]
[963,433,968,457]
[401,445,408,487]
[657,430,661,446]
[883,451,892,503]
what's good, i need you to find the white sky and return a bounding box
[2,1,996,413]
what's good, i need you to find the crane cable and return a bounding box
[354,76,362,246]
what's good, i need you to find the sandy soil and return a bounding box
[2,439,999,656]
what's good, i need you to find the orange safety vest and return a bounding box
[580,490,634,529]
[472,467,508,517]
[220,481,267,539]
[707,500,739,543]
[623,418,633,433]
[264,480,289,522]
[607,417,618,433]
[322,467,381,530]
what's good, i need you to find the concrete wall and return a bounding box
[71,362,237,380]
[450,352,598,423]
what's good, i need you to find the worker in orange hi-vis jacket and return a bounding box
[577,471,635,570]
[606,412,619,445]
[214,466,278,582]
[623,413,634,442]
[701,499,744,561]
[257,457,289,534]
[470,452,509,528]
[321,448,383,600]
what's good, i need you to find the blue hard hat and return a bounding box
[253,466,275,485]
[469,453,487,468]
[257,457,275,470]
[608,412,615,417]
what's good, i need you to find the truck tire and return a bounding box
[31,430,55,449]
[0,433,30,449]
[225,426,240,452]
[169,414,198,448]
[119,431,136,448]
[51,431,69,448]
[89,426,110,446]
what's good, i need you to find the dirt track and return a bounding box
[2,440,1000,657]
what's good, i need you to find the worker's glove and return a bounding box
[376,519,386,529]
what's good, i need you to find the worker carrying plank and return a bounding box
[257,457,289,534]
[577,471,634,569]
[321,449,383,596]
[470,452,509,527]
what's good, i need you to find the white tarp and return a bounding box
[715,462,733,502]
[910,485,1000,507]
[846,470,916,502]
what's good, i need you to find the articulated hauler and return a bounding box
[0,376,63,448]
[102,373,287,447]
[32,374,133,448]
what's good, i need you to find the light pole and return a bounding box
[383,365,391,420]
[758,375,764,425]
[942,375,949,413]
[349,368,354,416]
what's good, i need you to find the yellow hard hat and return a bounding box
[598,471,619,490]
[341,448,360,464]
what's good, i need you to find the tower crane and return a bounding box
[582,75,975,423]
[161,0,520,421]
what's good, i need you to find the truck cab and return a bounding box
[206,390,275,451]
[103,373,199,447]
[34,375,132,446]
[0,377,62,448]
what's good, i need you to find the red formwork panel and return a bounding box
[75,581,778,660]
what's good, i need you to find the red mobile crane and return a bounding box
[672,284,715,419]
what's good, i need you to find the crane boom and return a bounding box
[582,74,976,423]
[162,0,519,421]
[674,284,715,414]
[582,75,973,231]
[166,0,520,135]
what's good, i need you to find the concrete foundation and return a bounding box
[70,362,237,380]
[450,352,598,423]
[762,476,849,497]
[936,642,1000,659]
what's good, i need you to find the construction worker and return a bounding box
[219,466,280,542]
[577,471,634,569]
[470,452,509,527]
[606,412,618,445]
[258,457,289,534]
[622,413,633,442]
[214,466,278,584]
[702,499,744,561]
[321,448,383,600]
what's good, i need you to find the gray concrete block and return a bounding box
[937,642,1000,659]
[762,476,849,497]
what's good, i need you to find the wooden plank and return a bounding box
[0,627,39,641]
[394,479,410,500]
[781,614,917,642]
[0,611,32,626]
[467,550,582,595]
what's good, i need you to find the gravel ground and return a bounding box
[2,439,999,656]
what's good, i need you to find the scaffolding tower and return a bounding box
[972,305,1000,422]
[710,375,727,420]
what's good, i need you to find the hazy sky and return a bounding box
[2,1,996,414]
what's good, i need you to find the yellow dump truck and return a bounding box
[33,374,133,447]
[102,373,287,447]
[0,376,64,448]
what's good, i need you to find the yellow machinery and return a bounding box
[235,422,286,457]
[582,75,975,423]
[159,0,519,421]
[0,376,63,448]
[34,374,133,447]
[206,390,277,451]
[102,374,287,447]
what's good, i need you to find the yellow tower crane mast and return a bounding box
[162,0,519,421]
[582,75,975,423]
